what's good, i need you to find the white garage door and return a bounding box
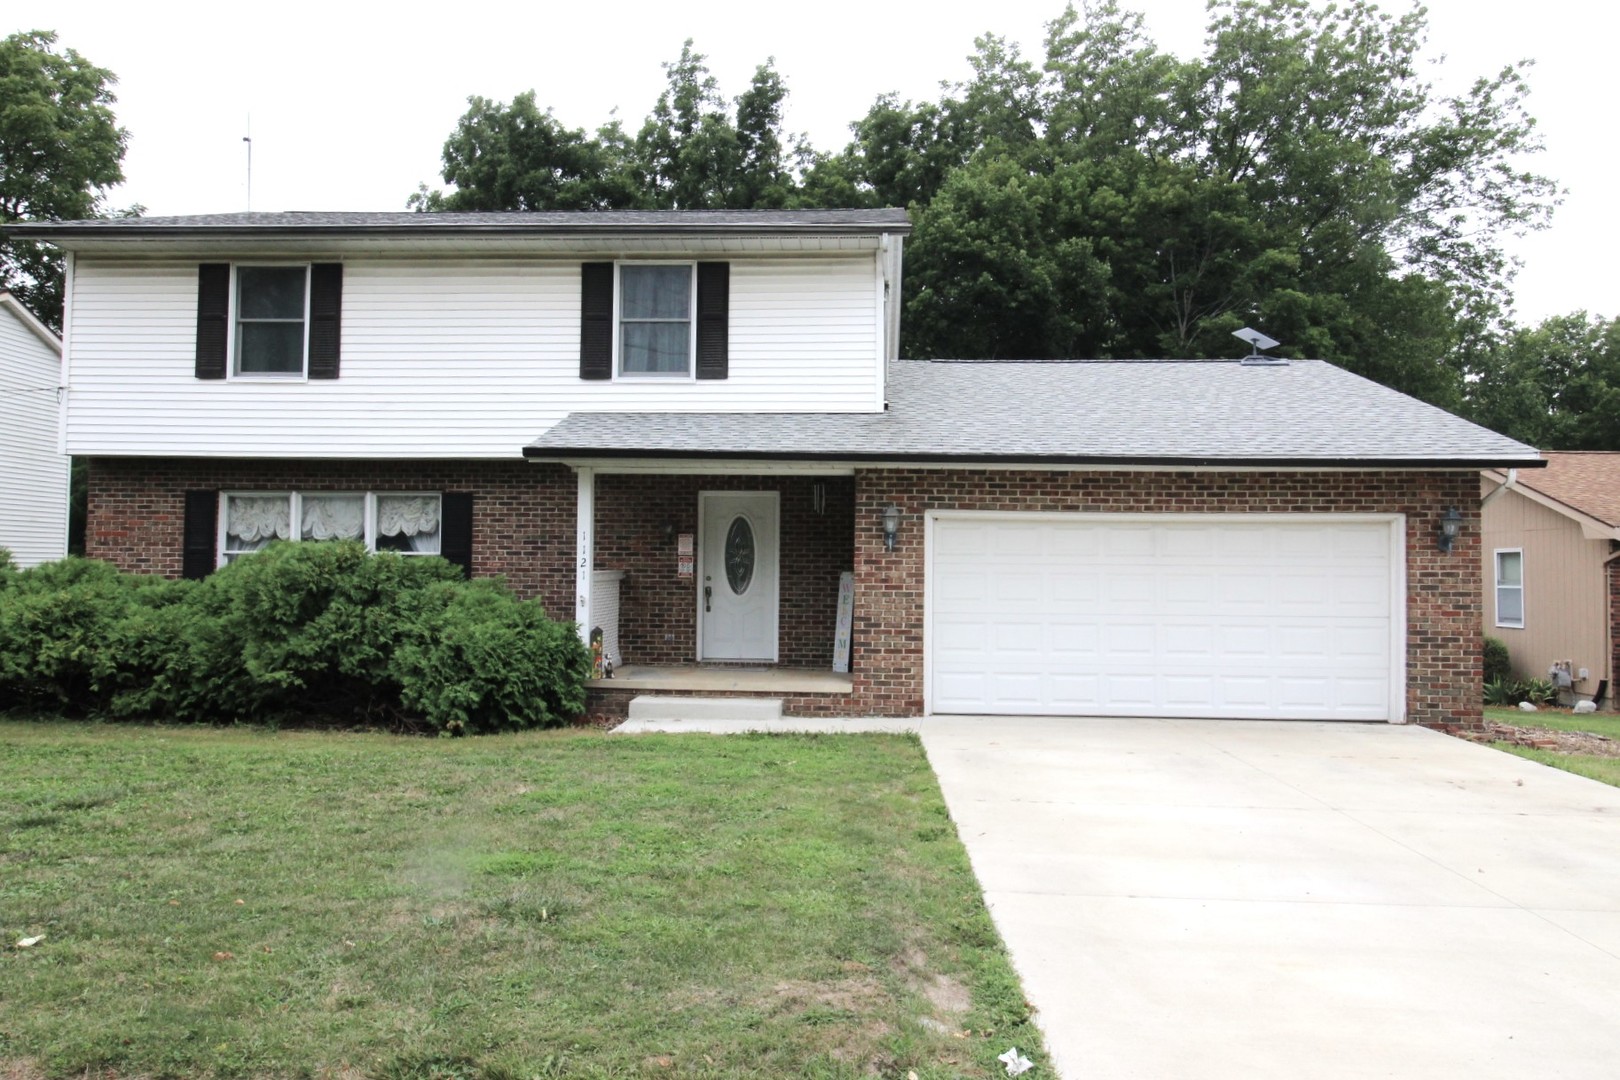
[929,515,1400,720]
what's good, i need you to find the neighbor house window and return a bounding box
[219,492,441,566]
[618,263,693,376]
[1495,549,1524,628]
[235,265,309,376]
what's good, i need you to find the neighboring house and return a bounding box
[1481,453,1620,703]
[9,210,1542,726]
[0,291,68,567]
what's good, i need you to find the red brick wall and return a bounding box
[1609,548,1620,708]
[87,460,1484,727]
[84,458,577,618]
[850,469,1483,727]
[593,474,854,668]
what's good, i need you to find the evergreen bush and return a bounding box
[0,545,587,732]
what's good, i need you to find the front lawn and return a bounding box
[1482,706,1620,789]
[0,722,1046,1079]
[1482,705,1620,740]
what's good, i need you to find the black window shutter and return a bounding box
[182,491,218,579]
[579,263,614,380]
[308,263,343,379]
[440,493,474,578]
[195,264,230,379]
[695,262,729,380]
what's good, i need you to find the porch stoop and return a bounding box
[627,696,784,722]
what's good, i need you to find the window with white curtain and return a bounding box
[618,263,694,376]
[218,492,441,566]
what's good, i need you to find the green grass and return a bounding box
[0,721,1048,1079]
[1492,744,1620,788]
[1483,706,1620,740]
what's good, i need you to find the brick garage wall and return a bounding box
[593,474,854,668]
[1610,547,1620,709]
[84,458,577,617]
[850,469,1484,727]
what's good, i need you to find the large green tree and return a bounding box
[413,43,808,213]
[1466,314,1620,450]
[413,5,1561,412]
[0,30,129,329]
[846,1,1557,405]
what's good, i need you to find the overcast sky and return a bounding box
[11,0,1613,324]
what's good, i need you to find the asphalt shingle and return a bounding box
[526,358,1542,466]
[1498,451,1620,525]
[6,209,911,236]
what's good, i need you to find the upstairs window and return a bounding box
[235,265,309,376]
[1495,549,1524,628]
[618,263,693,376]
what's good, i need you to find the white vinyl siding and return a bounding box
[1495,548,1525,628]
[0,302,67,567]
[928,514,1403,721]
[63,255,883,458]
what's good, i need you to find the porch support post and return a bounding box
[575,466,594,647]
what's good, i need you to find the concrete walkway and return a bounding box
[921,716,1620,1080]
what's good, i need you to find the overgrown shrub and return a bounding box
[1483,635,1512,685]
[0,557,185,711]
[392,579,593,734]
[0,544,589,732]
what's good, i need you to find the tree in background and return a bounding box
[415,3,1574,423]
[0,30,130,330]
[855,0,1557,407]
[1467,314,1620,450]
[412,42,807,213]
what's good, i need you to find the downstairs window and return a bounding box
[220,492,442,566]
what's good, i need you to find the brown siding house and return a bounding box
[1481,453,1620,704]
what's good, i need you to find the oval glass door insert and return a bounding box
[725,516,755,594]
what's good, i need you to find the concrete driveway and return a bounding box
[920,717,1620,1080]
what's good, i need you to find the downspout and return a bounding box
[1480,467,1518,509]
[1601,545,1620,709]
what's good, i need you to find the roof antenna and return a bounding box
[1233,327,1286,366]
[243,115,252,212]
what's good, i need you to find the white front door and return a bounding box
[699,492,780,661]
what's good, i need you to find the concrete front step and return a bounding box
[626,695,784,722]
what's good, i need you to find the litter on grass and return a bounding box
[999,1047,1034,1075]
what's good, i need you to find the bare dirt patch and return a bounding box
[1463,721,1620,757]
[771,976,888,1014]
[923,972,972,1015]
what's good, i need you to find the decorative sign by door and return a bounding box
[678,532,694,578]
[832,571,854,674]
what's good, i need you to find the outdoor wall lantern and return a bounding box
[1437,507,1463,553]
[882,505,903,551]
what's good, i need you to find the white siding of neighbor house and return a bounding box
[0,300,68,566]
[63,253,884,458]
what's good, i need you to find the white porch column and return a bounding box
[574,466,594,647]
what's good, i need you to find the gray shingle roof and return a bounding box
[525,359,1542,467]
[6,209,911,238]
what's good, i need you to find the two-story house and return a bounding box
[11,209,1541,725]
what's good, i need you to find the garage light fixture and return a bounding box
[882,505,902,551]
[1437,507,1463,553]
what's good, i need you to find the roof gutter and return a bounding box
[521,445,1549,470]
[4,222,912,242]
